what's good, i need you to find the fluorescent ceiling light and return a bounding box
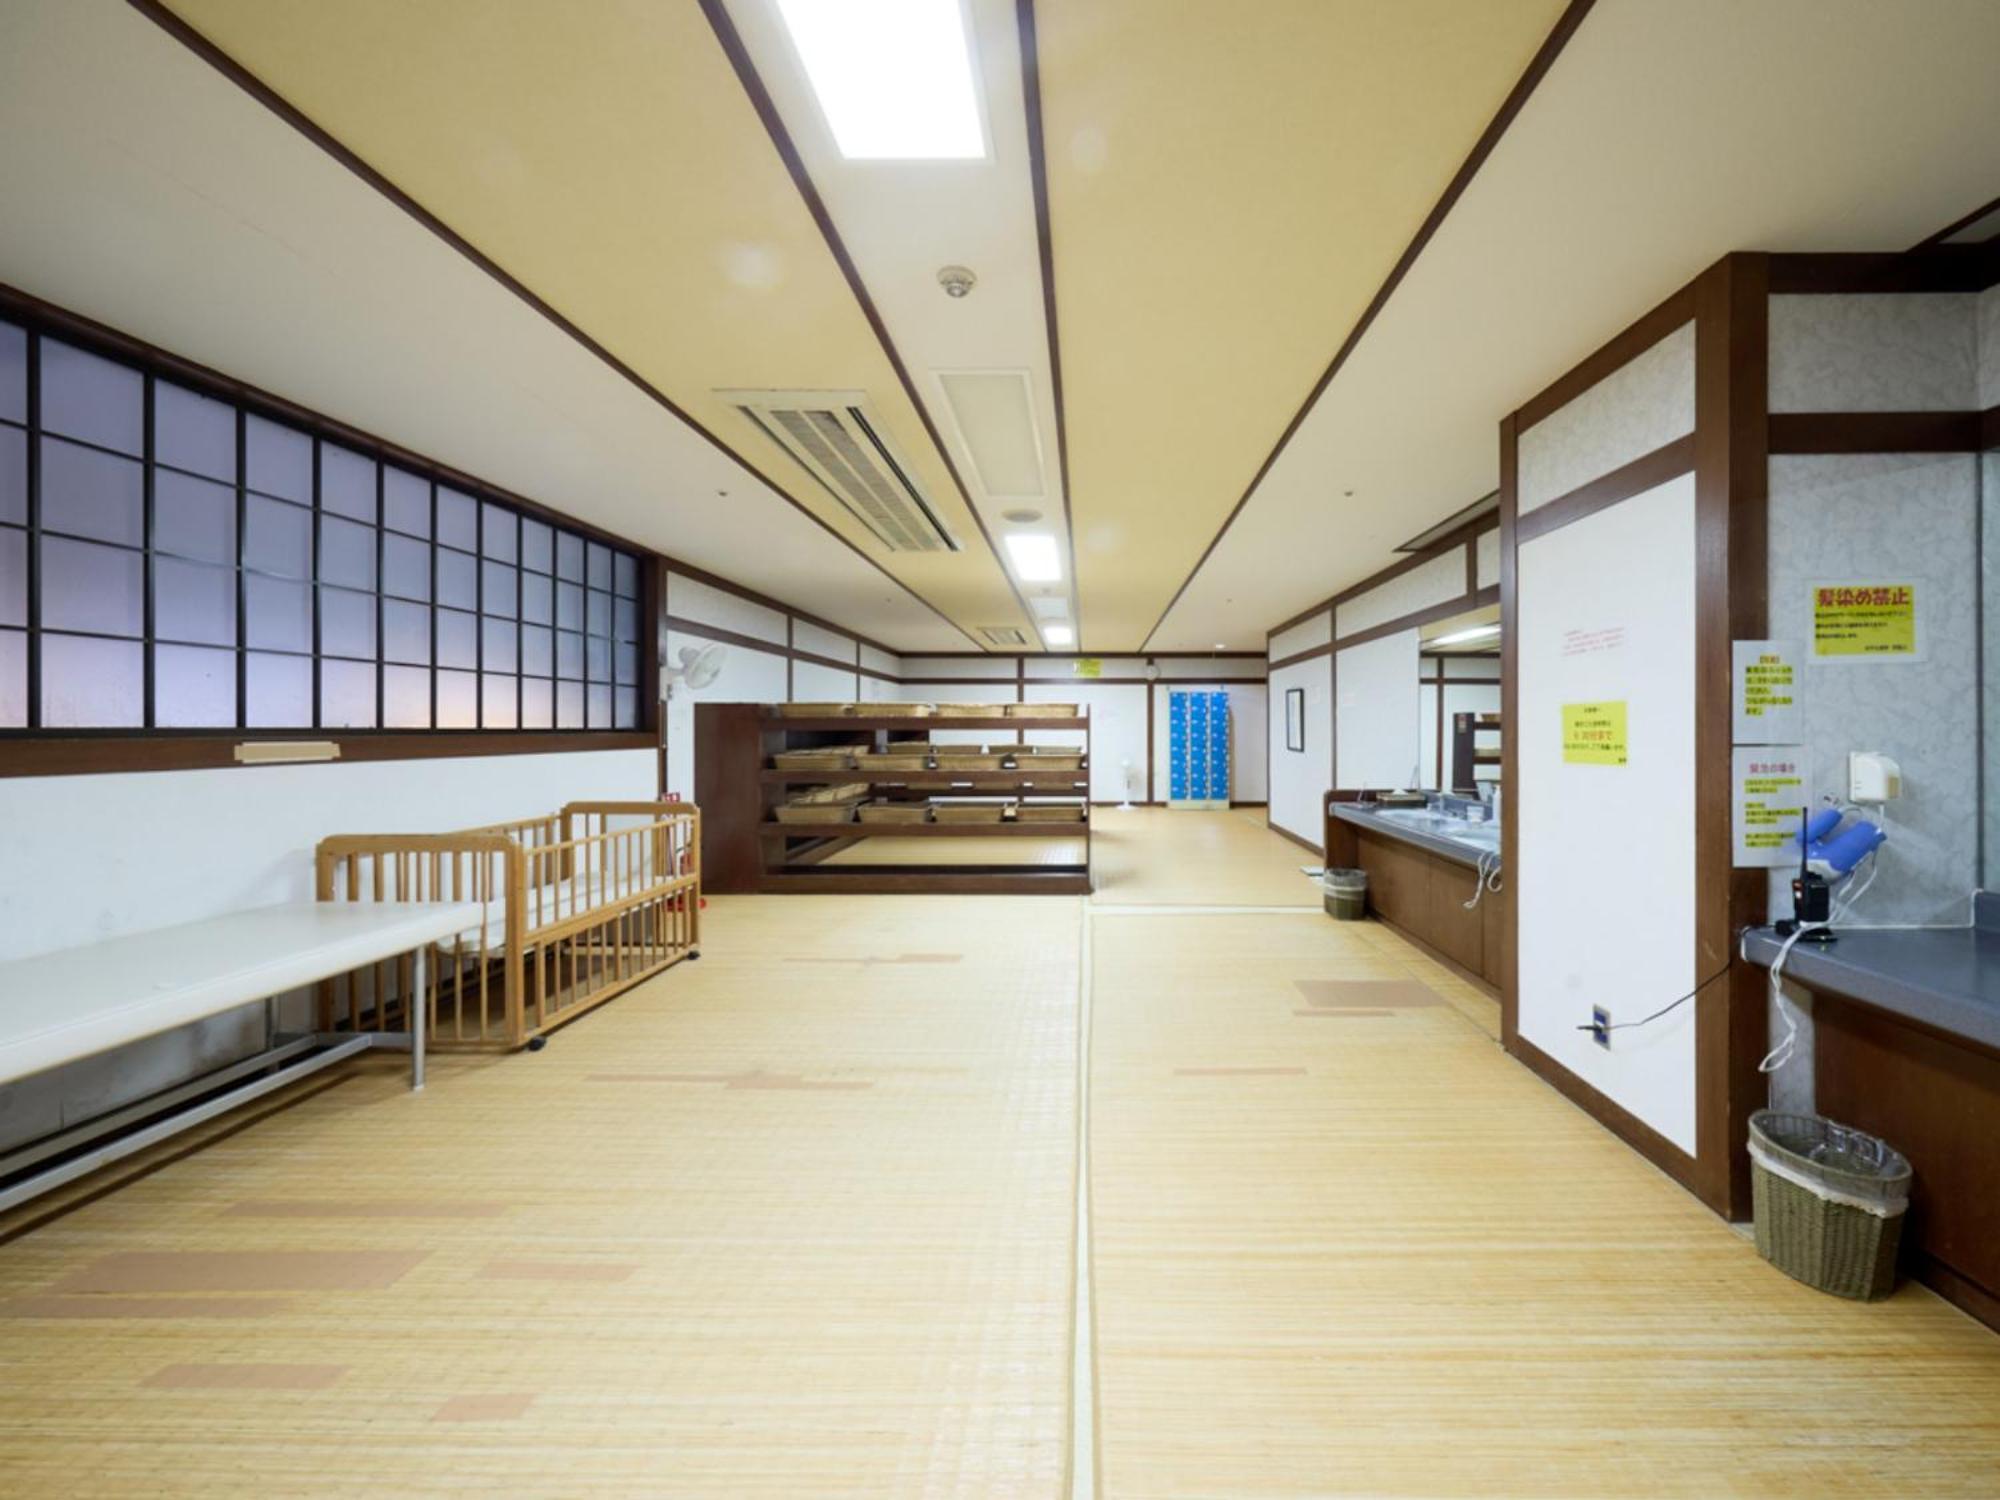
[1432,623,1501,646]
[1004,532,1062,583]
[1043,624,1075,646]
[777,0,986,161]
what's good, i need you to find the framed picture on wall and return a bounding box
[1285,687,1305,752]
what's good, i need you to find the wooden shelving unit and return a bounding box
[694,704,1093,895]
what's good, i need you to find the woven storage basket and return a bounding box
[792,781,869,805]
[931,801,1008,824]
[1012,702,1078,717]
[777,702,854,717]
[1015,803,1086,823]
[1749,1110,1910,1301]
[1019,753,1082,771]
[774,800,862,824]
[870,702,935,718]
[857,800,930,824]
[933,752,1007,771]
[934,702,1012,718]
[865,752,934,772]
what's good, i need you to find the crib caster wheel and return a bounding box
[526,1036,548,1052]
[687,950,701,961]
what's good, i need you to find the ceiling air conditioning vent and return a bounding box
[721,389,959,553]
[979,626,1028,646]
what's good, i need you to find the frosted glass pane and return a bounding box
[0,425,22,525]
[41,536,142,636]
[436,607,476,670]
[520,571,551,625]
[556,530,583,581]
[614,551,638,598]
[155,643,235,727]
[320,444,376,522]
[481,560,517,617]
[383,597,430,665]
[585,589,611,638]
[0,628,23,726]
[586,541,611,591]
[436,668,477,729]
[614,596,638,643]
[320,515,376,591]
[246,651,311,727]
[521,518,552,573]
[437,486,477,550]
[319,585,376,659]
[244,573,311,652]
[555,581,582,631]
[41,436,142,545]
[382,532,430,601]
[245,415,311,501]
[436,547,476,610]
[481,673,517,729]
[384,466,430,536]
[587,683,612,729]
[481,614,517,673]
[154,382,236,481]
[42,633,142,726]
[384,664,430,727]
[244,495,312,578]
[154,468,235,564]
[585,635,609,682]
[481,502,517,562]
[0,323,22,422]
[320,658,376,728]
[521,623,552,677]
[41,340,142,454]
[615,685,638,729]
[556,679,583,729]
[0,526,22,628]
[521,676,552,729]
[154,555,236,646]
[555,630,583,680]
[615,641,637,685]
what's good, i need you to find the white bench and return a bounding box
[0,900,482,1213]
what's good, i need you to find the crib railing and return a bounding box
[314,803,699,1051]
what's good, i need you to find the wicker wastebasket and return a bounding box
[1322,868,1367,921]
[1748,1110,1910,1300]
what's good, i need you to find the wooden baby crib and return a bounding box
[314,801,700,1051]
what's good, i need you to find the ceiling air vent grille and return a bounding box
[979,626,1028,646]
[722,389,959,554]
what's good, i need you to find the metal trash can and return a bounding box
[1748,1109,1910,1300]
[1321,868,1367,921]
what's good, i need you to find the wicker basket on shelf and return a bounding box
[1015,803,1087,824]
[933,751,1008,771]
[775,799,863,824]
[772,745,866,770]
[870,702,936,718]
[933,702,1012,719]
[1012,703,1078,717]
[857,800,931,824]
[777,702,855,718]
[931,801,1010,824]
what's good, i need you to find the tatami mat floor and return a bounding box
[1,813,1997,1496]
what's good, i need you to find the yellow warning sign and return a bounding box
[1562,701,1627,766]
[1813,583,1916,658]
[1071,657,1102,679]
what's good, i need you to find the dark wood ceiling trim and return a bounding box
[695,0,1037,648]
[1512,433,1696,546]
[1768,411,1987,455]
[1135,0,1600,652]
[1014,0,1082,643]
[1909,191,2000,251]
[1768,248,2000,295]
[122,0,982,654]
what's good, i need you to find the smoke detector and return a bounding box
[937,265,977,299]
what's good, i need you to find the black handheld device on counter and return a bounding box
[1775,805,1836,942]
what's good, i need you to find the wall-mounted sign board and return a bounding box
[1071,658,1102,679]
[1561,701,1627,765]
[1733,745,1807,867]
[1732,639,1801,743]
[1811,582,1920,662]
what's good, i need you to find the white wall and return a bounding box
[1022,679,1145,802]
[1335,629,1422,790]
[1268,656,1333,847]
[664,627,786,801]
[1517,474,1699,1153]
[1517,322,1695,512]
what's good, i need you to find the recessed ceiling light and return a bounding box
[1213,642,1226,650]
[1043,624,1074,647]
[777,0,986,161]
[1432,623,1501,646]
[1003,532,1062,583]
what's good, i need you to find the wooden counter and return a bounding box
[1324,794,1504,993]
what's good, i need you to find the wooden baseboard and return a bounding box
[1266,819,1323,857]
[1506,1032,1715,1213]
[1909,1252,2000,1335]
[1369,913,1499,1000]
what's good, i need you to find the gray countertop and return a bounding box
[1741,917,2000,1055]
[1330,801,1501,871]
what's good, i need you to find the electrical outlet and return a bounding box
[1590,1006,1611,1048]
